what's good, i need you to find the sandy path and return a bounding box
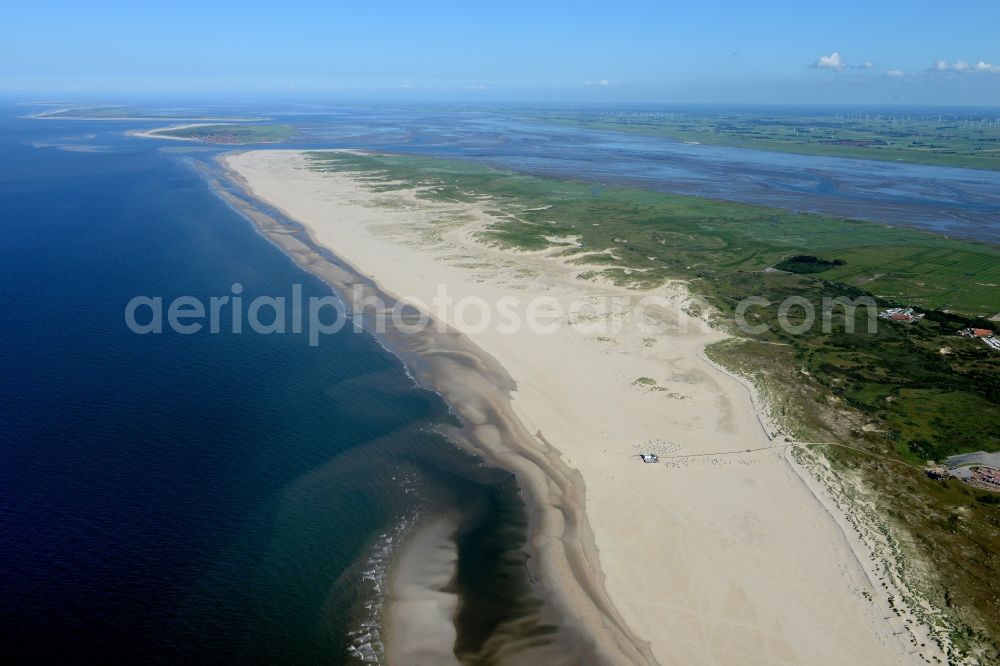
[225,149,928,665]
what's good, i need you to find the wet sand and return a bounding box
[385,516,461,666]
[205,155,650,664]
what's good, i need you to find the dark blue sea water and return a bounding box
[0,107,539,663]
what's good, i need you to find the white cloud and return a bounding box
[584,79,610,86]
[931,59,1000,73]
[860,60,876,69]
[887,69,904,77]
[811,52,845,70]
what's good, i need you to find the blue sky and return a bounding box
[3,0,1000,104]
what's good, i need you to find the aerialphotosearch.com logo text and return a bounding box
[124,283,879,345]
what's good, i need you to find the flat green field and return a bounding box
[526,109,1000,170]
[150,124,295,144]
[309,150,1000,652]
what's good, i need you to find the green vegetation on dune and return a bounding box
[151,124,295,144]
[309,150,1000,315]
[307,150,1000,654]
[526,110,1000,171]
[698,271,1000,459]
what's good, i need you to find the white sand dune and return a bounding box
[225,149,934,665]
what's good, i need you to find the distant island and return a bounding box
[136,124,296,144]
[30,106,290,144]
[31,106,263,121]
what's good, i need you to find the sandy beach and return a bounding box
[126,123,222,141]
[385,516,462,666]
[223,149,938,665]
